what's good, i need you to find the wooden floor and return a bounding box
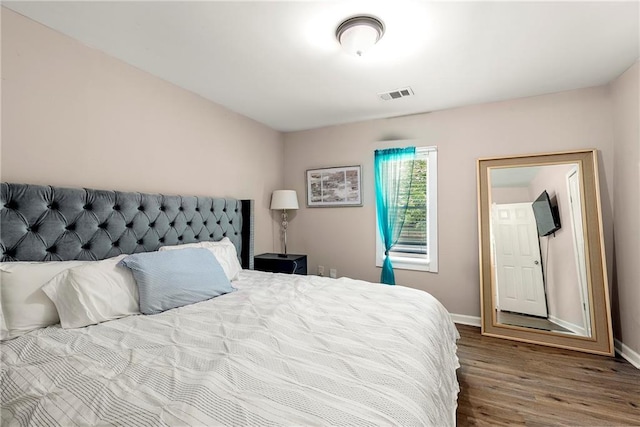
[455,324,640,426]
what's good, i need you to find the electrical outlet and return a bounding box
[329,268,337,279]
[318,265,325,276]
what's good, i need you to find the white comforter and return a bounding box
[1,271,460,426]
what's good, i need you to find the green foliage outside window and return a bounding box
[394,158,428,253]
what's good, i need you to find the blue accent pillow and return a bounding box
[118,248,234,315]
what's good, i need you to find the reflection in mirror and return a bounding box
[478,150,613,356]
[490,163,591,337]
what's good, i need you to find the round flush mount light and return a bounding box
[336,15,385,57]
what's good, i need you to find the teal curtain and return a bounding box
[374,147,416,285]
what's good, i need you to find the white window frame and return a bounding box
[375,146,438,273]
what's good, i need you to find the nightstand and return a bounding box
[254,253,307,275]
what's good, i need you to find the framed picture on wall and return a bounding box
[306,165,362,207]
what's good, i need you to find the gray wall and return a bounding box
[611,61,640,357]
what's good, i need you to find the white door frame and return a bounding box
[566,166,592,336]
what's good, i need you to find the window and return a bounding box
[376,146,438,273]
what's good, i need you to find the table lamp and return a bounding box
[270,190,299,257]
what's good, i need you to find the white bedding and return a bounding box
[1,270,460,426]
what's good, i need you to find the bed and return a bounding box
[1,183,460,426]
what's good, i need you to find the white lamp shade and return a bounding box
[270,190,299,210]
[339,25,380,56]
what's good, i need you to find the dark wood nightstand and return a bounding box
[254,253,307,275]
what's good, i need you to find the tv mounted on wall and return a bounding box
[532,190,561,236]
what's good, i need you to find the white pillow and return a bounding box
[159,237,243,281]
[42,255,139,329]
[0,260,89,340]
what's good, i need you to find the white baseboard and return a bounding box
[615,339,640,370]
[450,313,481,327]
[548,315,587,336]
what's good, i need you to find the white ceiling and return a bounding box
[491,166,542,188]
[5,1,639,132]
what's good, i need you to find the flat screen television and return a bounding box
[532,190,561,236]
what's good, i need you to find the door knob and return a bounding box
[534,261,539,265]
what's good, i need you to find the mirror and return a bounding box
[478,150,613,355]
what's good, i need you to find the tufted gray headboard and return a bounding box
[0,183,254,268]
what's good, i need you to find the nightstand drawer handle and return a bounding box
[292,260,298,274]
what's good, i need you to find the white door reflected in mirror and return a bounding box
[492,203,548,318]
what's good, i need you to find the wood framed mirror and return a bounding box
[477,149,613,355]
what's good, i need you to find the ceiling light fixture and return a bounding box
[336,15,385,57]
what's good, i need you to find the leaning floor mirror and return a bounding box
[477,149,614,355]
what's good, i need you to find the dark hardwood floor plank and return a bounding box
[455,324,640,426]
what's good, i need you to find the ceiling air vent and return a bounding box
[378,87,414,101]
